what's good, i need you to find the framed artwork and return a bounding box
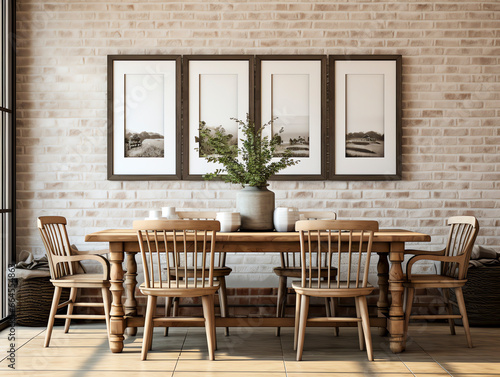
[330,55,402,180]
[107,55,181,180]
[183,55,254,180]
[256,55,327,180]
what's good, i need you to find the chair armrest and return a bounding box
[70,246,109,256]
[404,248,445,256]
[52,254,110,280]
[406,254,460,280]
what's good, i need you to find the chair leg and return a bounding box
[173,297,180,316]
[294,292,302,351]
[296,294,309,361]
[443,288,456,335]
[164,297,173,337]
[45,286,62,348]
[64,287,77,333]
[141,295,157,361]
[404,287,415,339]
[357,296,374,361]
[101,287,111,338]
[324,297,331,317]
[332,297,340,336]
[276,276,287,336]
[455,287,473,348]
[201,295,216,360]
[218,277,230,336]
[354,296,365,351]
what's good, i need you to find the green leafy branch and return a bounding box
[197,115,299,187]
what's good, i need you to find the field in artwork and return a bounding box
[125,131,164,157]
[345,131,384,157]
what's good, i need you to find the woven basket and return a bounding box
[15,276,70,327]
[451,266,500,327]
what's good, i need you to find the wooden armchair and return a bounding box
[293,220,379,361]
[37,216,111,347]
[164,211,231,336]
[134,219,220,360]
[273,211,338,336]
[404,216,479,348]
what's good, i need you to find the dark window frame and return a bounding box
[0,0,15,326]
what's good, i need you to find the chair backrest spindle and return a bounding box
[134,220,220,291]
[441,216,479,279]
[176,211,226,268]
[296,220,378,291]
[281,211,337,269]
[37,216,75,279]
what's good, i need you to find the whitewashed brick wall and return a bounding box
[16,0,500,287]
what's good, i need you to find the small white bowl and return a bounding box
[216,212,241,232]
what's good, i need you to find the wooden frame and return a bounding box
[107,55,182,180]
[182,55,254,180]
[329,55,402,180]
[256,55,327,180]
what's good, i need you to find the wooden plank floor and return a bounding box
[1,323,499,376]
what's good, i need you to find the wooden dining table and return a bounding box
[85,228,431,354]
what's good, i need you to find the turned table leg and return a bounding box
[124,251,138,336]
[388,242,406,353]
[108,242,126,353]
[377,252,389,336]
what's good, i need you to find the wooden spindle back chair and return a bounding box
[293,219,379,361]
[404,216,479,348]
[133,219,220,360]
[37,216,111,347]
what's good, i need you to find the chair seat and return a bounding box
[273,266,337,278]
[404,274,467,288]
[51,273,110,288]
[167,266,232,278]
[292,280,374,298]
[140,280,220,297]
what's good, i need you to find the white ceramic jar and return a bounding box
[216,212,241,232]
[273,207,300,232]
[146,210,162,220]
[162,207,179,219]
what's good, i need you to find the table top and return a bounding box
[85,228,431,243]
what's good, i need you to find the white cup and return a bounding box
[273,207,299,232]
[162,207,179,219]
[148,210,162,220]
[216,212,241,232]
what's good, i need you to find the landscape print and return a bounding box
[124,73,165,158]
[125,131,164,157]
[271,74,310,157]
[197,73,238,157]
[345,73,385,158]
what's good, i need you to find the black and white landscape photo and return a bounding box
[197,73,239,157]
[345,74,385,158]
[271,74,310,158]
[124,73,165,158]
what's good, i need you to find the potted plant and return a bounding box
[198,115,298,230]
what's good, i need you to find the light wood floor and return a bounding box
[1,323,499,376]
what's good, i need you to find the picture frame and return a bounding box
[329,55,402,180]
[182,55,254,180]
[107,55,182,180]
[256,55,327,180]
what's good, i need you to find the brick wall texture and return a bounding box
[16,1,500,292]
